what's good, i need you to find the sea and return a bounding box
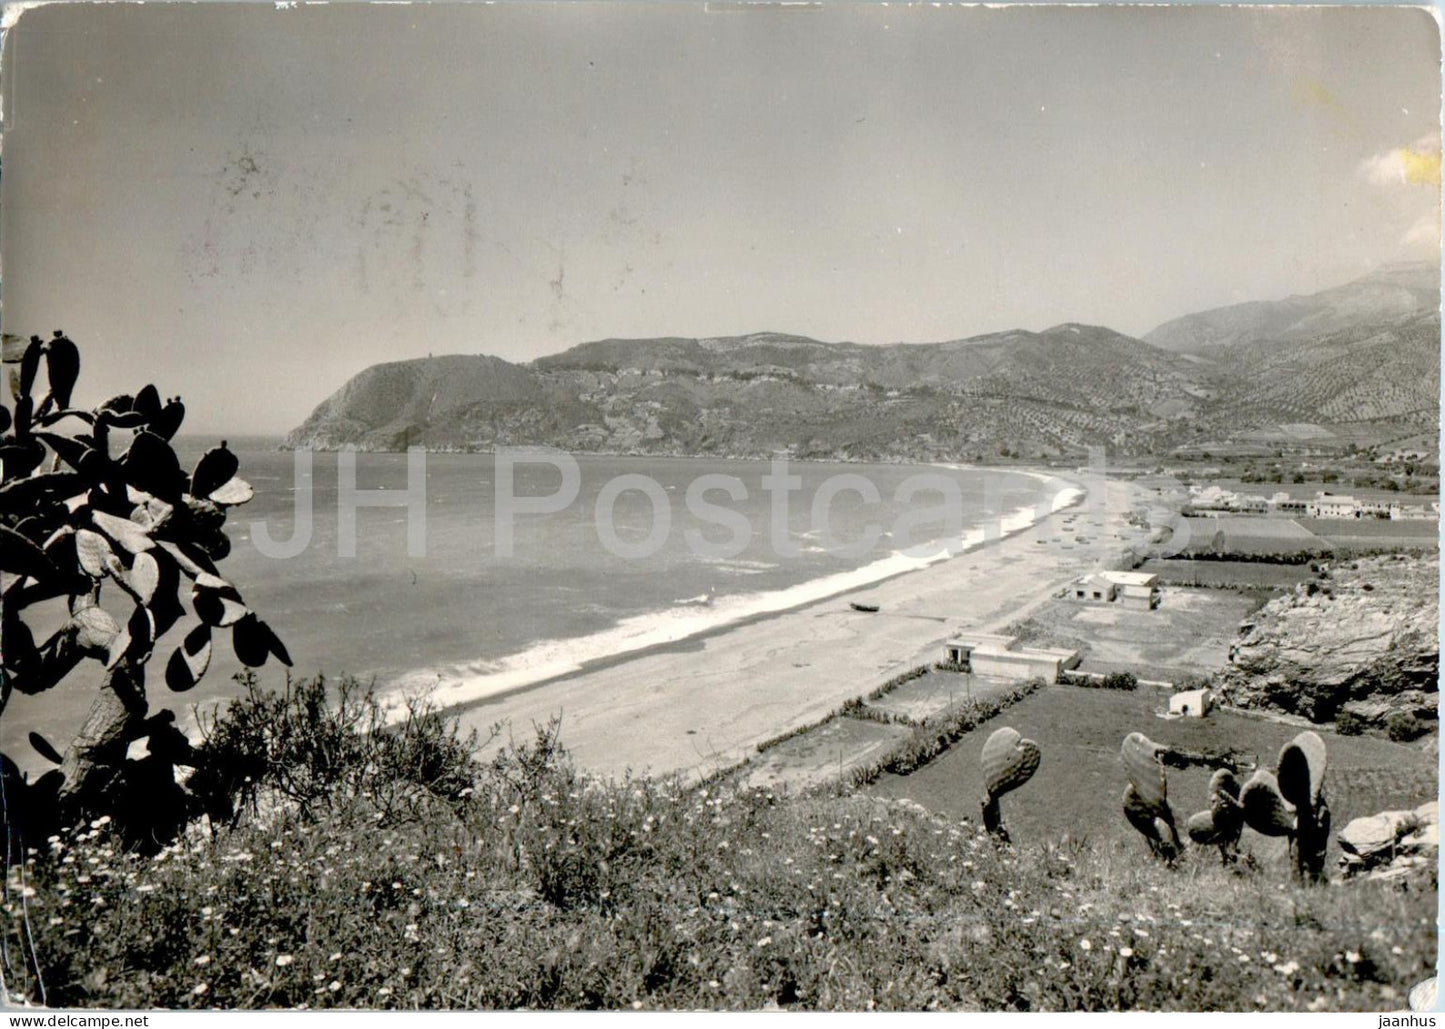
[4,437,1077,763]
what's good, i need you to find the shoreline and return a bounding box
[391,468,1086,721]
[442,474,1143,779]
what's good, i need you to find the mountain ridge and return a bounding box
[287,266,1441,460]
[1144,261,1440,354]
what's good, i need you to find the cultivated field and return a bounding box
[868,683,1437,871]
[744,715,910,791]
[1182,516,1328,556]
[1296,516,1439,551]
[1139,558,1314,589]
[867,671,1022,723]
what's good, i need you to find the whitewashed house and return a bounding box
[1168,688,1213,718]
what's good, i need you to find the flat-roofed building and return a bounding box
[943,633,1080,682]
[1100,570,1161,610]
[1070,570,1161,609]
[1314,492,1359,519]
[1168,688,1213,718]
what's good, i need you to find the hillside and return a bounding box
[287,324,1211,460]
[10,677,1434,1011]
[286,265,1441,460]
[1144,262,1440,353]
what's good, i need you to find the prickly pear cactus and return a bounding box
[0,333,291,852]
[1123,782,1180,862]
[1240,768,1297,837]
[1121,731,1167,809]
[1277,731,1330,883]
[979,726,1041,841]
[981,726,1041,799]
[1186,769,1244,863]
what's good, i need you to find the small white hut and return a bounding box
[1168,688,1213,718]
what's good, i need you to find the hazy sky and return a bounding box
[3,3,1440,434]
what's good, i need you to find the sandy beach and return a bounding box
[450,474,1145,779]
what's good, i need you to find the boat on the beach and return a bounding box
[850,602,881,613]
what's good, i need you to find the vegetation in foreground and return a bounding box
[3,674,1433,1012]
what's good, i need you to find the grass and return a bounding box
[3,675,1436,1011]
[1139,559,1315,590]
[1296,518,1439,541]
[867,685,1437,869]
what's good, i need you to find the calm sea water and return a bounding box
[5,438,1066,758]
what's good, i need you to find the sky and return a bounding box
[2,2,1440,434]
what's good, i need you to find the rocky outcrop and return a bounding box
[1337,800,1439,881]
[1215,555,1439,724]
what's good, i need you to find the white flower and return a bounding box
[1345,950,1362,964]
[1274,961,1300,976]
[192,983,209,996]
[194,955,211,967]
[275,955,295,967]
[1079,939,1093,952]
[1119,947,1134,958]
[756,937,772,948]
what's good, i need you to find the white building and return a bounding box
[1070,570,1161,610]
[1313,493,1359,519]
[1390,502,1437,521]
[943,633,1080,682]
[1168,688,1213,718]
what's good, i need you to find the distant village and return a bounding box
[1184,485,1438,521]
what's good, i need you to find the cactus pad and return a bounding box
[1240,768,1297,836]
[1276,730,1327,814]
[1121,732,1167,809]
[981,726,1042,799]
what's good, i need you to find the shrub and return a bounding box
[1386,712,1428,743]
[1072,671,1139,691]
[1334,710,1367,737]
[192,671,488,827]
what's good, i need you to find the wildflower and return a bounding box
[1237,954,1250,963]
[276,955,295,967]
[194,956,212,967]
[378,987,393,997]
[328,981,341,992]
[757,937,772,948]
[1119,948,1134,958]
[1079,939,1093,952]
[90,816,111,829]
[193,983,209,997]
[329,952,342,962]
[1274,961,1300,976]
[1345,950,1362,964]
[709,981,721,989]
